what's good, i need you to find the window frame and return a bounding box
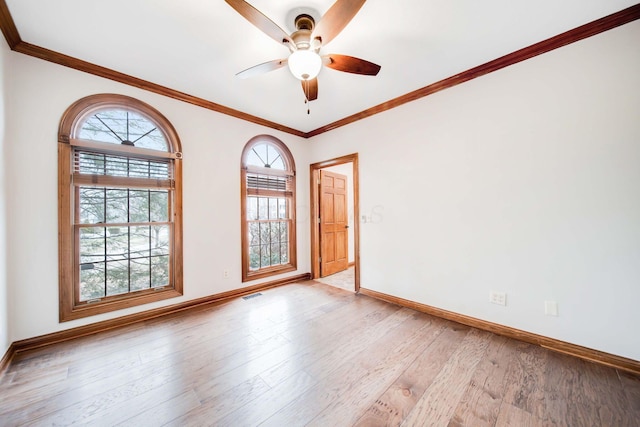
[58,94,183,322]
[241,136,297,282]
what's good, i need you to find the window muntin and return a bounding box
[59,94,183,321]
[241,137,296,281]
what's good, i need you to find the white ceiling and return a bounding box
[6,0,637,133]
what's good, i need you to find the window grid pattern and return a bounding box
[77,186,170,301]
[246,195,290,271]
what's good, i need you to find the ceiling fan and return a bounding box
[225,0,381,106]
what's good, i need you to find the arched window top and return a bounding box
[59,93,182,155]
[242,135,295,172]
[76,108,168,151]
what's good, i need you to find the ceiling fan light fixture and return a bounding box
[288,50,322,80]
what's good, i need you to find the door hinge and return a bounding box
[318,217,321,224]
[319,257,322,263]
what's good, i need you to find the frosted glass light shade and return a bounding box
[288,50,322,80]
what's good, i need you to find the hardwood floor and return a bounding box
[1,281,638,426]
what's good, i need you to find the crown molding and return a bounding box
[0,1,639,138]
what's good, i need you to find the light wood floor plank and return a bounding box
[495,402,545,427]
[306,315,448,426]
[353,323,470,426]
[215,370,317,426]
[502,341,549,420]
[449,334,516,427]
[400,328,492,426]
[115,389,201,427]
[619,370,640,426]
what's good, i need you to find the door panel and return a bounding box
[320,170,349,277]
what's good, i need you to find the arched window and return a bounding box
[241,136,297,281]
[58,94,183,321]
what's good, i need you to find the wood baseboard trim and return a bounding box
[358,287,640,375]
[0,343,16,378]
[10,273,310,356]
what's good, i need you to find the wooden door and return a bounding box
[320,170,349,277]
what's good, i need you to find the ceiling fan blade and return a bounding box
[324,54,381,76]
[302,78,318,101]
[225,0,293,46]
[312,0,366,46]
[236,59,287,79]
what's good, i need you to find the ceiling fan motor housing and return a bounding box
[292,14,319,51]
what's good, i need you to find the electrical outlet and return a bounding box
[490,291,507,306]
[223,270,229,279]
[545,300,558,316]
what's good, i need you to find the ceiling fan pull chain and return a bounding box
[305,80,310,115]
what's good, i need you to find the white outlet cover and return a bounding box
[490,291,507,306]
[545,300,559,316]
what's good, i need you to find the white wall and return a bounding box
[322,163,355,263]
[0,40,9,356]
[4,52,310,341]
[3,17,639,363]
[310,21,640,360]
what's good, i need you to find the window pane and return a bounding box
[249,222,260,246]
[260,244,271,268]
[80,262,105,301]
[106,189,128,223]
[151,255,170,287]
[281,243,289,263]
[247,197,258,221]
[130,226,151,259]
[270,243,281,265]
[80,227,105,264]
[269,198,278,219]
[258,197,268,220]
[150,191,169,222]
[78,109,168,151]
[105,155,129,177]
[130,257,151,291]
[278,198,287,220]
[270,155,285,170]
[128,159,150,178]
[148,162,170,180]
[129,190,150,223]
[151,225,170,256]
[106,260,129,296]
[77,152,106,175]
[106,228,128,261]
[246,144,268,168]
[279,221,289,242]
[270,222,280,243]
[245,143,285,170]
[260,223,271,246]
[79,188,105,224]
[249,245,260,270]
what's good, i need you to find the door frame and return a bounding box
[310,153,360,291]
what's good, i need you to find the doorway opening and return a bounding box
[310,153,360,292]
